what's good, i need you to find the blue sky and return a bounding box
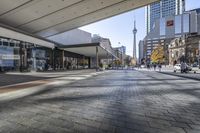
[80,0,200,57]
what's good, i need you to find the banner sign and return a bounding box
[0,54,20,60]
[166,20,174,27]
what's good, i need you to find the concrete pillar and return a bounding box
[76,58,79,69]
[83,56,85,69]
[19,42,23,72]
[32,48,36,71]
[112,56,114,69]
[107,52,109,69]
[62,50,65,69]
[96,46,99,71]
[52,48,56,70]
[88,57,91,69]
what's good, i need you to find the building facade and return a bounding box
[113,46,126,55]
[47,29,92,45]
[144,9,200,64]
[145,0,185,33]
[138,40,144,64]
[0,26,118,72]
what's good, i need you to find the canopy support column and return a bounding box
[96,46,99,71]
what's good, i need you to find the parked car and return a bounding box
[187,65,192,71]
[174,64,181,72]
[191,64,199,73]
[141,65,146,68]
[174,63,192,73]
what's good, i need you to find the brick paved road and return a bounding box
[1,70,200,133]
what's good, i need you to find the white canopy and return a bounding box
[0,25,55,48]
[0,0,157,38]
[59,43,118,59]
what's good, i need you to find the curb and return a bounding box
[158,71,200,81]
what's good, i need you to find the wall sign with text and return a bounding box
[166,20,174,27]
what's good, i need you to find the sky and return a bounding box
[80,0,200,57]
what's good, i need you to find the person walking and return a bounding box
[147,64,150,70]
[153,63,157,71]
[158,63,162,72]
[181,62,187,73]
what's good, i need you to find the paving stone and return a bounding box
[0,70,200,133]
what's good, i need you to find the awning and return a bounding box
[59,43,118,59]
[0,25,55,48]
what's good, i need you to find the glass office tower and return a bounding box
[145,0,185,34]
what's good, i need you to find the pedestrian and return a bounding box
[181,62,187,73]
[153,63,157,71]
[147,64,150,70]
[158,63,162,72]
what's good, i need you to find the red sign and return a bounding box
[166,20,174,27]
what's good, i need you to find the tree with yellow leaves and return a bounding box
[151,45,165,63]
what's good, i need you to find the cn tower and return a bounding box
[132,20,137,59]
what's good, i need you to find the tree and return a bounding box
[124,56,131,66]
[114,59,121,66]
[151,45,165,63]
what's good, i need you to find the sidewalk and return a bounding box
[159,65,200,81]
[159,71,200,81]
[0,69,108,96]
[137,66,200,81]
[0,69,95,87]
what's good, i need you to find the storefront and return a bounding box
[62,50,90,70]
[32,47,53,71]
[0,37,54,72]
[0,39,20,71]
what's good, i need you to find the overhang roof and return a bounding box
[0,0,158,38]
[0,23,55,48]
[59,43,118,59]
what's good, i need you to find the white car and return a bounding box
[141,65,146,68]
[174,63,198,73]
[174,64,181,72]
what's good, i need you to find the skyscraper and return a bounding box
[145,0,185,34]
